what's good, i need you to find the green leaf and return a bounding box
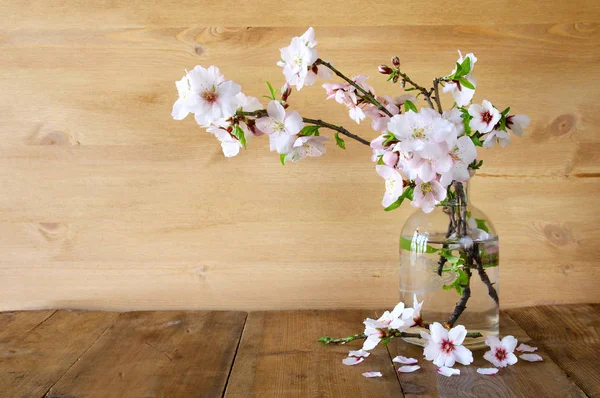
[382,134,397,146]
[452,62,464,79]
[317,336,332,344]
[404,87,417,91]
[381,336,392,346]
[399,235,438,254]
[334,133,346,149]
[280,153,286,166]
[300,125,320,136]
[231,125,246,149]
[404,100,418,113]
[376,156,385,165]
[501,106,511,117]
[385,186,414,212]
[457,77,475,90]
[470,133,483,147]
[266,81,277,100]
[460,57,471,76]
[475,218,490,233]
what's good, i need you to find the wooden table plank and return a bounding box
[225,310,403,397]
[0,310,120,398]
[0,310,56,347]
[47,311,246,398]
[387,311,586,397]
[507,304,600,397]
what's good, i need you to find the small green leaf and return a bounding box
[457,77,475,90]
[399,236,438,254]
[231,125,246,149]
[470,133,483,147]
[501,106,511,117]
[300,125,320,136]
[376,156,385,165]
[452,62,464,79]
[385,186,414,212]
[382,134,397,146]
[475,218,490,233]
[266,81,277,100]
[404,87,416,91]
[404,100,418,113]
[460,57,471,76]
[280,153,286,165]
[334,133,346,149]
[317,336,332,344]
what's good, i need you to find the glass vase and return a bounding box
[399,180,499,349]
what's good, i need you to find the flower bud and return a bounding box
[392,74,399,83]
[378,65,393,75]
[281,83,292,101]
[392,56,400,68]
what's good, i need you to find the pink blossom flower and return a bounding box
[421,322,474,367]
[442,108,466,137]
[277,28,319,90]
[483,335,518,368]
[506,114,530,136]
[411,179,447,213]
[439,136,477,186]
[206,120,243,158]
[172,66,241,127]
[376,165,405,208]
[362,301,413,350]
[408,143,453,183]
[286,135,328,162]
[483,129,510,148]
[468,100,501,134]
[235,93,264,137]
[388,108,454,152]
[443,51,477,107]
[255,101,303,154]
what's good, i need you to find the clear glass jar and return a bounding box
[399,181,499,349]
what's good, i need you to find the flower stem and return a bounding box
[314,58,393,118]
[318,330,483,345]
[433,78,444,113]
[235,110,371,146]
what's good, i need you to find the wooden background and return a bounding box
[1,1,599,311]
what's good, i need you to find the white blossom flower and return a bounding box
[171,66,241,127]
[421,322,474,367]
[483,129,510,148]
[437,366,461,377]
[411,294,424,326]
[443,51,477,107]
[477,368,499,375]
[362,301,413,350]
[398,365,420,373]
[439,136,477,186]
[506,114,531,136]
[236,92,262,112]
[393,356,418,365]
[483,335,519,368]
[388,108,454,152]
[468,100,501,134]
[277,28,319,90]
[376,165,405,207]
[411,179,447,213]
[519,353,543,362]
[255,101,303,154]
[362,372,383,378]
[516,343,537,353]
[442,108,466,137]
[286,135,328,162]
[206,120,243,158]
[408,143,453,183]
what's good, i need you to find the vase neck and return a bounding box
[448,181,470,207]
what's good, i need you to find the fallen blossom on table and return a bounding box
[398,365,421,373]
[477,367,499,375]
[392,356,418,365]
[342,356,365,366]
[362,372,383,378]
[516,343,538,353]
[519,353,543,362]
[422,322,474,367]
[483,335,519,368]
[437,366,460,377]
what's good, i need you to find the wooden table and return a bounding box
[0,305,597,397]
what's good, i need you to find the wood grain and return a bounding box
[387,312,586,397]
[0,3,599,311]
[47,310,246,398]
[0,310,56,347]
[225,310,403,397]
[507,304,600,397]
[0,310,120,398]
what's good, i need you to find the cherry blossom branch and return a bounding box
[314,58,393,118]
[235,110,371,146]
[433,78,444,113]
[396,70,436,110]
[473,243,500,305]
[318,330,483,345]
[446,256,472,328]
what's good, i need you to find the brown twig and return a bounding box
[473,243,500,305]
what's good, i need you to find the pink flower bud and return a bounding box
[281,83,292,101]
[383,151,399,167]
[378,65,393,75]
[392,56,400,67]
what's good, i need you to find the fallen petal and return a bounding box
[393,356,418,365]
[362,371,383,378]
[477,368,499,375]
[516,343,538,353]
[349,349,371,358]
[437,366,460,377]
[342,356,365,366]
[398,365,420,373]
[520,353,543,362]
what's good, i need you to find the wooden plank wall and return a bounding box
[0,1,599,311]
